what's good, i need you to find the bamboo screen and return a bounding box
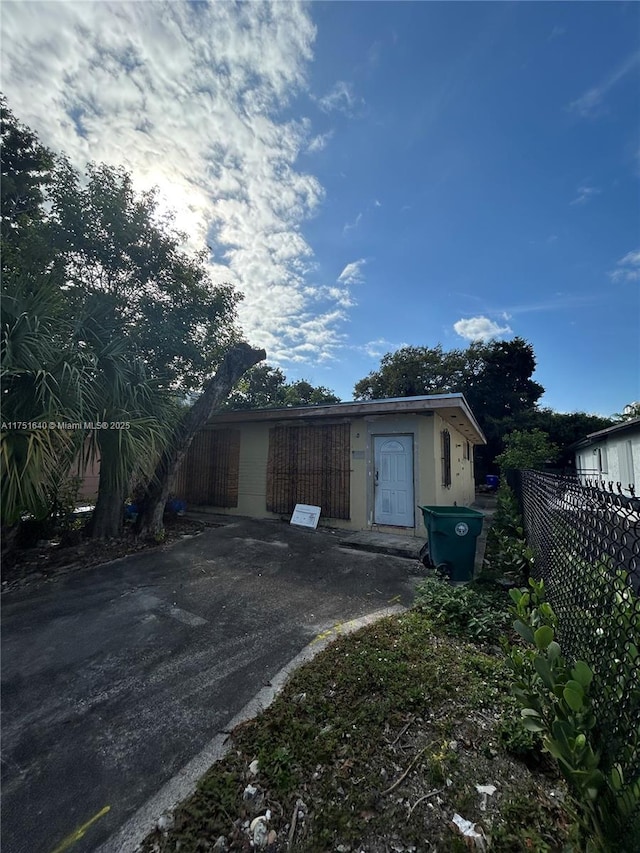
[266,423,350,519]
[174,429,240,507]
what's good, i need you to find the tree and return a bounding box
[354,338,543,419]
[613,402,640,422]
[512,408,615,469]
[1,102,88,534]
[463,338,544,426]
[282,379,340,407]
[354,344,454,400]
[48,159,241,390]
[226,364,288,409]
[46,159,244,538]
[1,97,55,270]
[1,101,248,540]
[1,277,91,529]
[495,429,559,473]
[225,363,340,410]
[135,343,265,537]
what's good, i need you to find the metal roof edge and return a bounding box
[210,394,487,444]
[568,417,640,450]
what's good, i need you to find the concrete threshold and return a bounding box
[339,531,422,560]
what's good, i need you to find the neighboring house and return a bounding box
[174,394,486,537]
[571,418,640,495]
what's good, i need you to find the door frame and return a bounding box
[371,432,415,528]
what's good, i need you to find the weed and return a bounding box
[496,700,538,759]
[414,574,510,642]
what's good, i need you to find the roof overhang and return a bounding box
[569,417,640,451]
[209,394,487,445]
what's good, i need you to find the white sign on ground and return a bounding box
[290,504,321,529]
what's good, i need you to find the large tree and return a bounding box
[226,363,340,410]
[510,408,615,470]
[1,101,252,540]
[1,101,86,537]
[355,338,543,418]
[1,97,55,273]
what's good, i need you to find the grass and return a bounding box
[141,575,577,852]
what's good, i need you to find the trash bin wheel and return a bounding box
[419,542,433,567]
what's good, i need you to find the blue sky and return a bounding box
[2,1,639,416]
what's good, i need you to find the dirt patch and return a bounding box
[1,516,210,595]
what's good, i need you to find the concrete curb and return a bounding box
[96,604,407,853]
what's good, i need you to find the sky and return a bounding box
[2,1,639,417]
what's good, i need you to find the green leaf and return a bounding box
[514,619,535,644]
[522,716,547,732]
[563,686,584,712]
[534,625,554,650]
[610,764,624,792]
[534,655,555,689]
[571,660,593,689]
[509,588,523,605]
[539,602,555,620]
[546,641,562,662]
[551,719,573,748]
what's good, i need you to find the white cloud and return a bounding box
[322,286,356,309]
[307,130,333,153]
[337,259,366,285]
[610,249,640,283]
[569,51,640,118]
[317,80,362,115]
[1,1,354,367]
[360,338,403,359]
[342,212,362,235]
[570,185,600,205]
[453,316,512,341]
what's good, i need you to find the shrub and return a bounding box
[414,574,510,642]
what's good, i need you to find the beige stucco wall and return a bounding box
[430,413,477,510]
[198,413,478,534]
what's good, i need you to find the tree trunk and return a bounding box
[87,430,126,539]
[90,481,126,539]
[135,343,265,538]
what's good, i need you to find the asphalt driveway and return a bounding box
[1,518,421,853]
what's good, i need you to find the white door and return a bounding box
[374,435,414,527]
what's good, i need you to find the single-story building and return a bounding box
[571,417,640,496]
[174,394,486,537]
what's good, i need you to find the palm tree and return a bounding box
[1,276,91,529]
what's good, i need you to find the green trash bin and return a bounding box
[419,505,484,583]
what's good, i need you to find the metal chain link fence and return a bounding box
[516,470,640,836]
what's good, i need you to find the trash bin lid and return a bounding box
[418,505,484,518]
